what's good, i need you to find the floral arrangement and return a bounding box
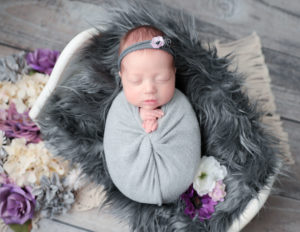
[0,49,92,232]
[0,48,228,231]
[180,156,227,221]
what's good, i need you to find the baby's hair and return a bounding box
[119,25,175,71]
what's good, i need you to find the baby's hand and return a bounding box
[143,119,158,133]
[139,108,164,133]
[139,108,164,121]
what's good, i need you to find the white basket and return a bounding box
[29,28,275,232]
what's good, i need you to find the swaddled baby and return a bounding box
[104,25,201,206]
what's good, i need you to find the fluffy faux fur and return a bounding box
[36,1,282,231]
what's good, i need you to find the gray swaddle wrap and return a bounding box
[103,89,201,206]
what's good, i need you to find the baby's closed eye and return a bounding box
[128,76,142,84]
[155,75,171,82]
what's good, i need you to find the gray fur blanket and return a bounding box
[36,1,282,231]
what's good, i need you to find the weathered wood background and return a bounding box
[0,0,299,231]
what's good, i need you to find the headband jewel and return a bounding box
[118,36,174,71]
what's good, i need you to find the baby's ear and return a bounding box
[118,71,122,78]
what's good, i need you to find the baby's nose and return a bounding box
[145,80,157,93]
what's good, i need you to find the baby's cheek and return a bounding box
[161,85,175,104]
[124,87,140,107]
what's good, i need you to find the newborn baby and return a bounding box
[104,25,201,206]
[118,29,176,133]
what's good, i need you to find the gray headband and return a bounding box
[118,36,174,71]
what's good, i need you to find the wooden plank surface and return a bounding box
[273,119,300,201]
[163,0,300,57]
[272,85,300,122]
[0,44,23,58]
[0,0,299,231]
[264,47,300,94]
[243,195,300,232]
[0,0,106,50]
[51,208,130,232]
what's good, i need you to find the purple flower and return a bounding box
[26,49,60,75]
[0,183,36,224]
[0,103,40,144]
[150,36,165,48]
[198,194,217,221]
[180,184,218,221]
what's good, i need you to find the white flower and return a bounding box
[3,138,69,186]
[193,156,227,196]
[0,73,48,113]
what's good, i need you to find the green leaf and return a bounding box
[9,220,32,232]
[28,70,36,75]
[199,172,207,180]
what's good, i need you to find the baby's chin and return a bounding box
[138,103,161,110]
[129,100,164,110]
[142,105,160,110]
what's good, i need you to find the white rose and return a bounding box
[193,156,227,196]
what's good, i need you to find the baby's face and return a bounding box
[119,50,176,110]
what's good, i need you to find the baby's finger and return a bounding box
[143,113,159,120]
[145,127,151,133]
[143,114,156,120]
[151,121,158,132]
[143,120,152,133]
[148,120,156,132]
[154,109,164,118]
[146,110,164,119]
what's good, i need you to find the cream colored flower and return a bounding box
[3,138,68,186]
[0,73,49,113]
[193,156,227,196]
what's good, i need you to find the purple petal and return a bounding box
[26,48,60,75]
[6,198,17,210]
[0,186,11,201]
[38,56,50,67]
[6,205,19,218]
[26,53,35,64]
[0,201,7,216]
[0,184,35,225]
[28,64,44,72]
[8,193,24,202]
[1,103,41,143]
